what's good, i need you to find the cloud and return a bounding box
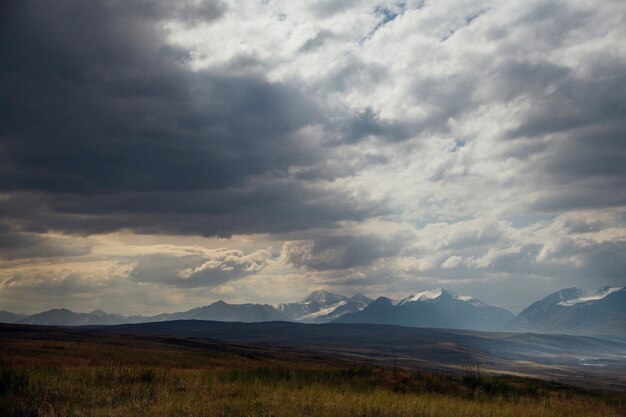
[0,0,385,238]
[177,249,271,282]
[1,181,385,237]
[441,256,463,269]
[308,0,359,18]
[129,249,272,288]
[0,222,92,260]
[299,30,335,52]
[1,273,100,296]
[1,0,625,311]
[281,232,409,271]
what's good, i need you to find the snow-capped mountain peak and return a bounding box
[557,286,624,306]
[513,285,626,338]
[398,289,488,308]
[336,289,514,330]
[301,290,346,305]
[402,288,445,303]
[274,290,372,323]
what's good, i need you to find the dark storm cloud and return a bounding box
[529,122,626,211]
[545,124,626,180]
[0,222,92,260]
[0,0,382,240]
[516,68,626,212]
[281,233,410,271]
[578,241,626,281]
[1,70,318,194]
[2,182,385,237]
[0,0,316,195]
[342,109,411,144]
[507,70,626,140]
[485,60,570,103]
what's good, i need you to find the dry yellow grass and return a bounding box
[1,332,624,417]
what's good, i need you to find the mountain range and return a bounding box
[335,289,515,331]
[510,286,626,339]
[275,290,372,323]
[8,290,371,327]
[3,286,625,339]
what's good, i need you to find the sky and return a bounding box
[1,0,625,315]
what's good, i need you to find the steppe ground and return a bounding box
[1,325,625,417]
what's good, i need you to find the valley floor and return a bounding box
[1,325,625,417]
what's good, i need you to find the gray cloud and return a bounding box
[1,273,98,297]
[526,121,626,212]
[0,0,384,239]
[308,0,359,18]
[299,30,335,52]
[507,71,626,140]
[341,109,412,144]
[129,249,271,288]
[281,232,409,271]
[2,181,385,237]
[0,222,92,260]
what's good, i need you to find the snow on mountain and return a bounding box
[457,295,487,307]
[513,286,626,339]
[302,290,347,306]
[336,289,514,331]
[6,286,624,338]
[557,287,623,306]
[299,300,348,321]
[398,289,487,308]
[276,290,373,323]
[399,289,445,304]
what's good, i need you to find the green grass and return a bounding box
[0,334,624,417]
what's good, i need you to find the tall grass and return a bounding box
[0,336,624,417]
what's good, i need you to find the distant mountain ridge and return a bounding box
[17,308,149,326]
[151,301,288,323]
[334,289,514,331]
[4,290,373,327]
[275,290,372,323]
[4,286,625,339]
[0,311,27,323]
[511,286,626,339]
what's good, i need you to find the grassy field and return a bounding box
[1,329,625,417]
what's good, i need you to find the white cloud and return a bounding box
[178,249,271,278]
[441,256,463,269]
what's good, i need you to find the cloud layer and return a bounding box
[1,0,625,313]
